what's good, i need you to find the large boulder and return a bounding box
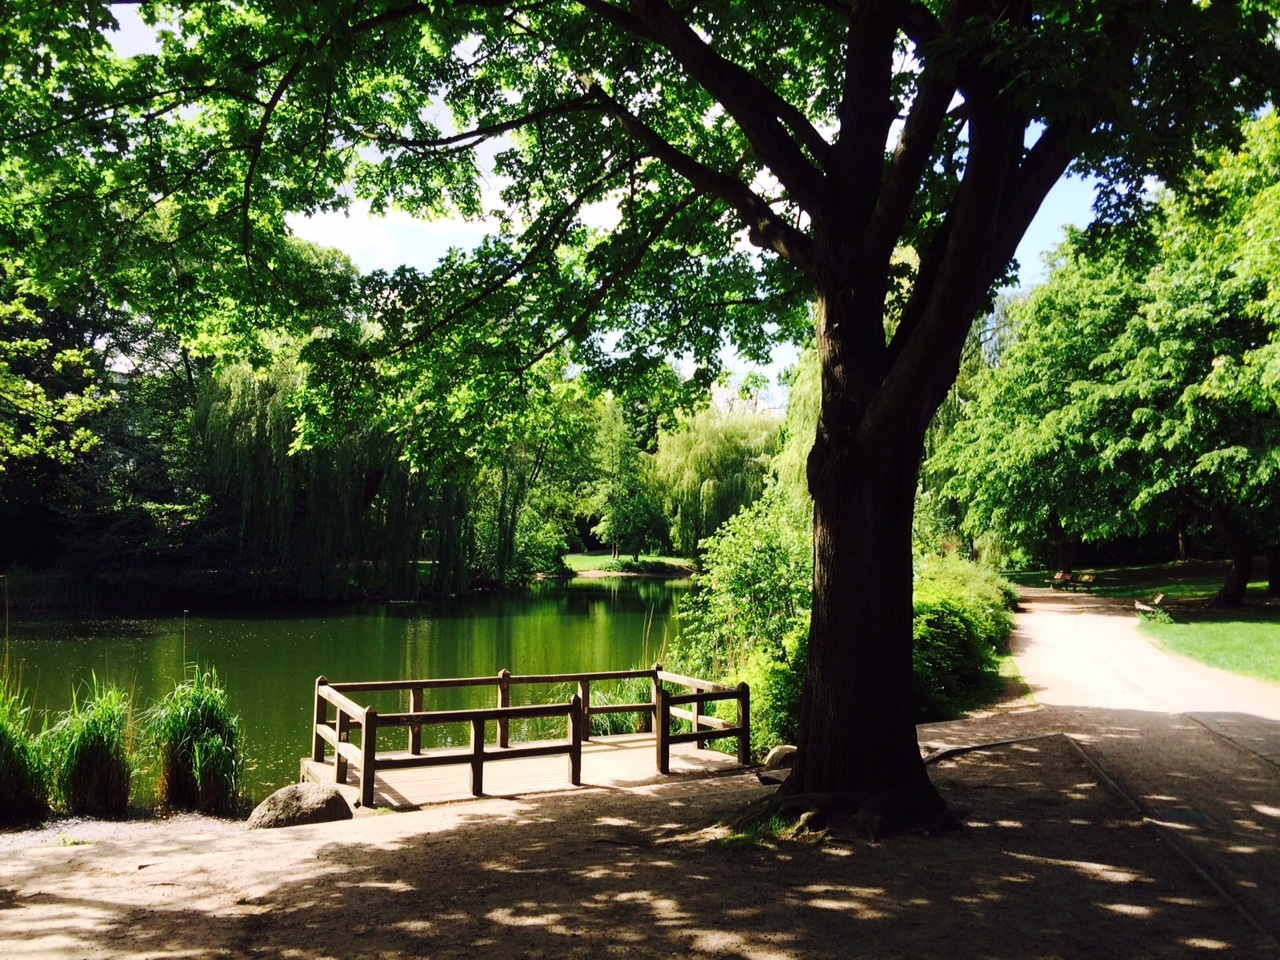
[247,783,353,829]
[762,745,797,770]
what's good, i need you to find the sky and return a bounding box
[107,5,1096,381]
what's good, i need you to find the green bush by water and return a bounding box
[41,679,133,819]
[674,498,1018,758]
[146,668,242,815]
[0,670,48,823]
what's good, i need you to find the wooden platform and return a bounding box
[300,733,744,809]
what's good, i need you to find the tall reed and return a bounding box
[0,656,47,823]
[42,676,133,819]
[145,667,241,815]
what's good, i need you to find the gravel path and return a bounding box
[924,587,1280,944]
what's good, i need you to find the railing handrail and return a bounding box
[326,667,657,694]
[310,663,750,809]
[376,700,578,727]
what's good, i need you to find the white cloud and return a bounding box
[287,203,491,274]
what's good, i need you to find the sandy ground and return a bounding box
[2,588,1279,959]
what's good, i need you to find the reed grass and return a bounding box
[145,667,242,815]
[42,676,133,819]
[585,675,655,737]
[0,655,47,823]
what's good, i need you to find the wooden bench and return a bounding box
[1046,572,1096,592]
[1134,592,1166,616]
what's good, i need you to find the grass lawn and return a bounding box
[1007,558,1269,601]
[561,552,695,576]
[1140,615,1280,687]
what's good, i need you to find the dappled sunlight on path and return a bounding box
[2,752,1274,959]
[920,588,1280,945]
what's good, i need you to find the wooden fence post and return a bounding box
[737,682,751,766]
[334,709,350,784]
[655,685,670,775]
[497,669,511,748]
[648,662,662,736]
[359,708,378,809]
[312,676,328,763]
[470,716,486,796]
[569,694,583,786]
[409,685,423,755]
[577,679,591,741]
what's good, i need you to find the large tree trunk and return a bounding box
[780,283,952,828]
[786,426,944,814]
[1210,504,1253,606]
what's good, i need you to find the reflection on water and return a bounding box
[6,577,686,801]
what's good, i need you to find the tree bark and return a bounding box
[781,286,950,826]
[1209,504,1253,606]
[1266,544,1280,596]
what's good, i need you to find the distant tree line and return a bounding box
[1,268,778,606]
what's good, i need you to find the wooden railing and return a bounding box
[310,664,750,807]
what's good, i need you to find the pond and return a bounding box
[4,577,685,803]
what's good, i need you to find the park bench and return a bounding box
[1134,593,1166,617]
[1046,572,1096,592]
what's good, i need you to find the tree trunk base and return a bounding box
[733,784,959,841]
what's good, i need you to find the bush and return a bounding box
[674,497,1020,755]
[911,555,1016,720]
[733,622,807,759]
[146,668,242,814]
[42,679,133,819]
[0,675,47,823]
[670,484,812,759]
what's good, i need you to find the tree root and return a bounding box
[727,786,961,841]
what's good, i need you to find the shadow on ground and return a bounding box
[2,713,1278,959]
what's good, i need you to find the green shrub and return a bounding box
[914,554,1016,653]
[0,674,47,823]
[732,622,807,759]
[42,679,133,819]
[911,555,1016,719]
[146,668,241,815]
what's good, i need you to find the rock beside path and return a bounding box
[762,744,796,769]
[247,783,352,829]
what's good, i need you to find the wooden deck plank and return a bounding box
[300,732,744,809]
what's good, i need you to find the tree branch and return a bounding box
[582,79,815,274]
[578,0,829,208]
[863,58,955,269]
[356,94,607,155]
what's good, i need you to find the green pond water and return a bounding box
[4,578,684,803]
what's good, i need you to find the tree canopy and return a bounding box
[6,0,1280,815]
[937,112,1280,603]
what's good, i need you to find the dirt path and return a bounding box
[3,589,1280,958]
[924,588,1280,943]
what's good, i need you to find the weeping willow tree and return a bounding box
[649,406,781,556]
[193,355,441,600]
